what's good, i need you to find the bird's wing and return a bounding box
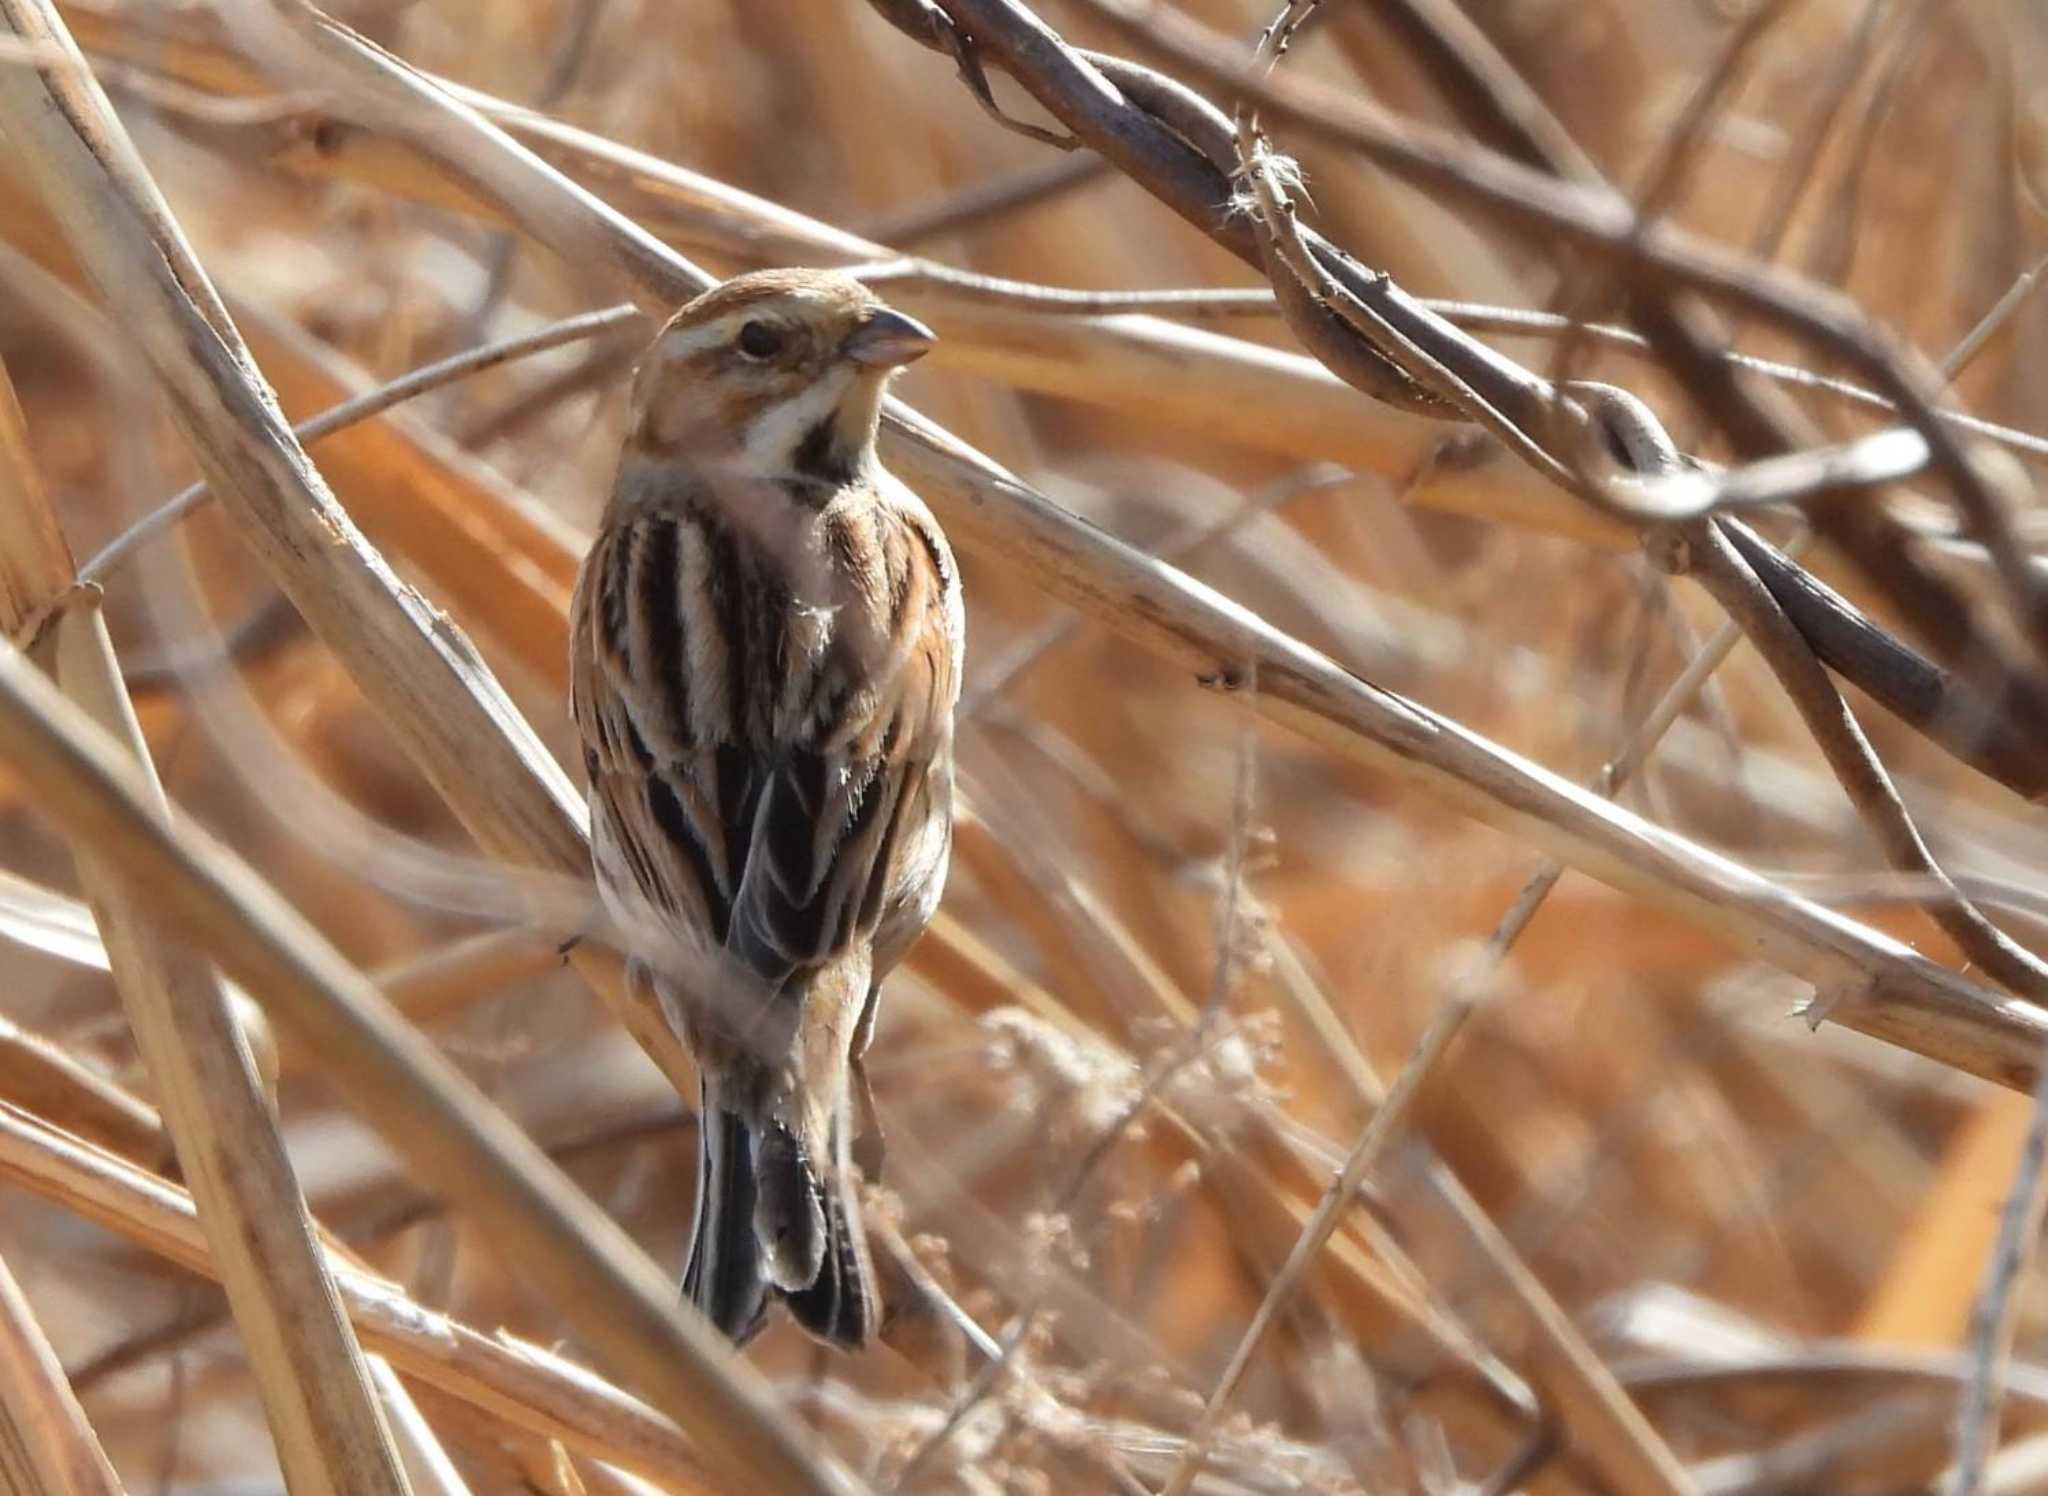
[571,506,956,1007]
[721,502,958,992]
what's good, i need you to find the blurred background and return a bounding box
[4,0,2048,1490]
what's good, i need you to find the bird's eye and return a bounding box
[736,321,783,360]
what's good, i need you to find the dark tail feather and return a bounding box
[781,1112,879,1348]
[682,1089,770,1344]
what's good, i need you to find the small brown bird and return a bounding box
[570,269,961,1346]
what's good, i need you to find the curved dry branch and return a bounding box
[0,636,858,1496]
[53,0,2048,798]
[90,0,2048,1091]
[0,1101,719,1493]
[1044,0,2048,774]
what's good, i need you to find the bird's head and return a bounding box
[625,268,934,488]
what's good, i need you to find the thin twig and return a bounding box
[1681,521,2048,1002]
[0,1100,720,1492]
[1948,1040,2048,1494]
[853,151,1108,246]
[0,327,407,1484]
[0,634,859,1495]
[1943,249,2048,383]
[1164,971,1503,1496]
[1071,0,2048,684]
[76,302,642,584]
[0,1246,123,1495]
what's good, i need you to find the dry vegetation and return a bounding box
[1,0,2047,1491]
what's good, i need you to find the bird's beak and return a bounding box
[844,308,936,369]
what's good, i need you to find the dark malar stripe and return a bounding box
[791,417,856,487]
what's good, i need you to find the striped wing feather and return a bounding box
[571,501,953,1014]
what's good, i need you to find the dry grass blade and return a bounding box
[7,0,2048,1484]
[0,1100,717,1492]
[0,1246,124,1495]
[58,0,2048,802]
[0,0,695,1085]
[1950,1046,2048,1494]
[0,1010,165,1168]
[367,1359,470,1496]
[201,0,2048,1093]
[0,637,859,1493]
[0,344,406,1486]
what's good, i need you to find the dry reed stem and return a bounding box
[213,0,2048,1093]
[0,0,695,1099]
[54,0,2048,805]
[0,337,406,1485]
[367,1359,472,1496]
[0,1100,719,1493]
[0,1011,166,1169]
[1949,1046,2048,1494]
[0,1245,125,1495]
[0,34,802,1474]
[0,634,857,1491]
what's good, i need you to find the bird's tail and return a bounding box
[684,1077,878,1348]
[778,1106,878,1347]
[682,1079,769,1343]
